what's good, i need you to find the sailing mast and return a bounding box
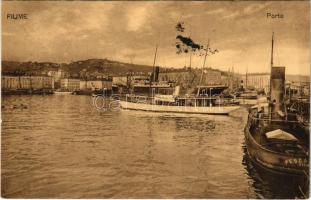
[197,39,210,96]
[269,32,274,97]
[269,32,274,121]
[199,39,210,85]
[152,45,158,81]
[149,45,158,97]
[245,66,248,90]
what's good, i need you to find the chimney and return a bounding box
[270,66,285,113]
[154,66,160,82]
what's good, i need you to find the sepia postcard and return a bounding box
[1,1,310,199]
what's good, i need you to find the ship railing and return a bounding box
[125,94,154,104]
[248,112,301,124]
[122,94,236,107]
[124,94,231,101]
[124,94,236,106]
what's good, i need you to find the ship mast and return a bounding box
[149,45,158,97]
[269,32,274,121]
[245,66,248,90]
[269,32,274,97]
[199,39,210,85]
[152,45,158,80]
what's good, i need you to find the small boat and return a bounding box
[244,33,309,175]
[54,89,73,95]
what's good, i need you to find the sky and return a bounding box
[2,1,310,75]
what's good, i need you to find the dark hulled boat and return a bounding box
[245,109,309,175]
[244,33,309,176]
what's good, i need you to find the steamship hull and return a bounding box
[243,33,309,191]
[119,101,240,115]
[244,117,309,175]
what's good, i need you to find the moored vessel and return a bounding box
[119,41,240,115]
[244,33,309,175]
[120,89,240,115]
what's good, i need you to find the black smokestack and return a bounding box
[154,66,160,82]
[270,66,285,113]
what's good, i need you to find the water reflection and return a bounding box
[3,95,307,198]
[242,142,309,199]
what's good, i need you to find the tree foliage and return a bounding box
[175,21,219,57]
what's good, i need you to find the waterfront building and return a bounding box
[112,75,149,87]
[1,76,20,89]
[112,76,129,86]
[241,73,270,90]
[48,69,67,89]
[241,72,310,92]
[2,75,54,90]
[30,76,54,89]
[286,81,310,97]
[200,70,222,85]
[158,69,222,89]
[86,80,112,90]
[60,78,80,91]
[79,80,113,91]
[48,69,64,82]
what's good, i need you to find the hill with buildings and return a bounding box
[1,59,154,77]
[2,59,309,83]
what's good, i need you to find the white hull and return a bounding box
[237,96,268,105]
[54,91,72,95]
[237,98,257,105]
[119,101,240,115]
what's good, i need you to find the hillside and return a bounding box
[1,59,154,76]
[1,60,309,83]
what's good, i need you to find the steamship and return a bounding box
[120,84,240,115]
[244,33,309,175]
[119,42,240,115]
[119,68,240,115]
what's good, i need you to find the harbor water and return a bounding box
[1,95,305,198]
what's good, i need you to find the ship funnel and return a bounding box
[154,66,160,82]
[270,66,285,113]
[151,66,160,82]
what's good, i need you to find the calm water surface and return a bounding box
[1,95,305,198]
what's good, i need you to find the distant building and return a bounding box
[48,69,65,82]
[31,76,54,89]
[242,73,270,90]
[112,76,128,86]
[222,75,240,91]
[86,80,112,90]
[2,76,54,90]
[1,76,20,89]
[112,75,149,87]
[48,69,67,89]
[60,78,80,91]
[79,80,113,91]
[200,70,222,85]
[158,69,221,89]
[286,81,310,97]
